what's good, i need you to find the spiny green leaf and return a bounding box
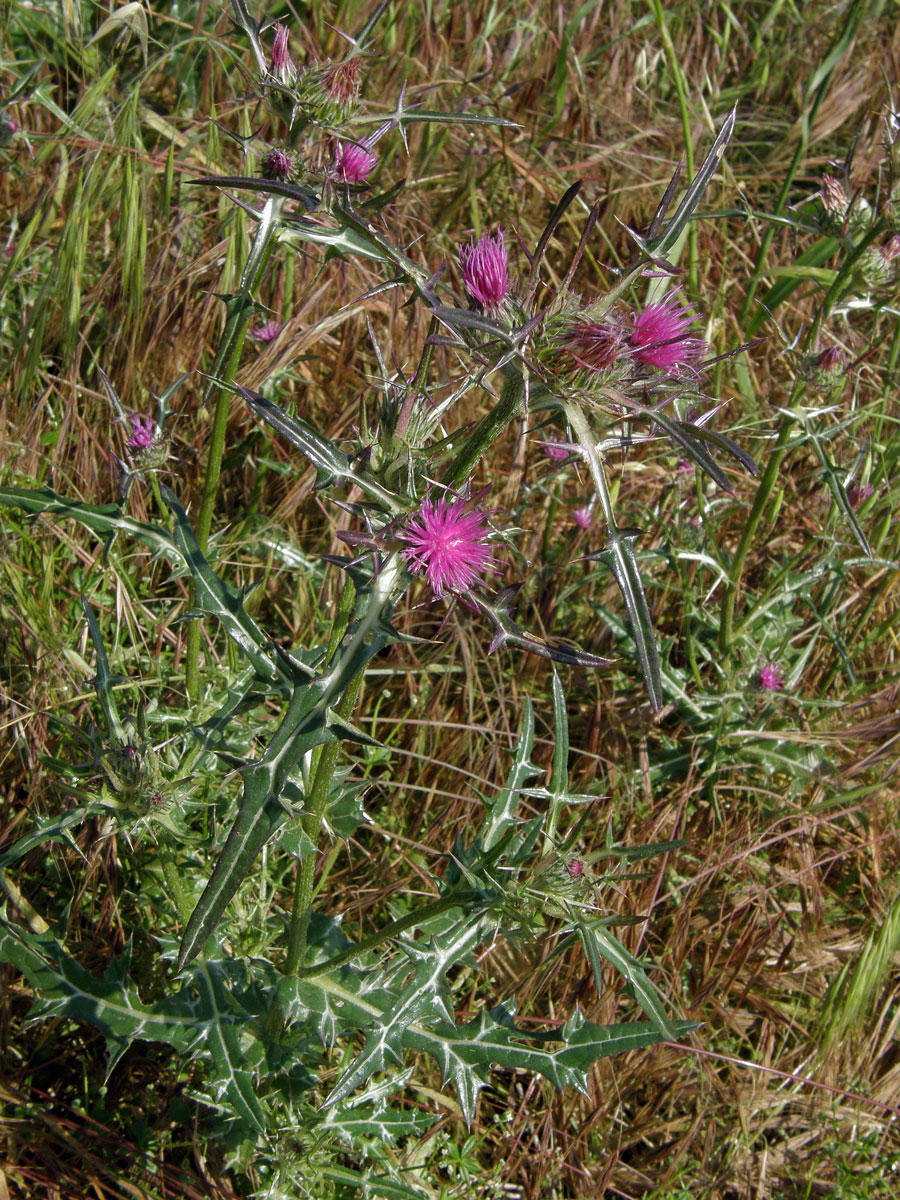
[0,486,180,564]
[162,486,293,690]
[578,922,678,1040]
[587,532,663,713]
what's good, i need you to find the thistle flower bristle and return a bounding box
[272,23,292,71]
[630,290,707,375]
[757,662,785,692]
[322,57,362,105]
[459,229,510,310]
[126,412,154,452]
[563,319,624,373]
[251,320,283,343]
[262,147,293,181]
[399,496,496,599]
[334,141,378,184]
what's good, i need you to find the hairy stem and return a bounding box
[284,576,359,972]
[443,368,526,490]
[185,199,281,697]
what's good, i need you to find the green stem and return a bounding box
[296,889,481,979]
[443,369,526,490]
[185,199,282,698]
[284,577,359,973]
[160,843,191,924]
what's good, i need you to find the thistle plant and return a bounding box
[3,1,894,1196]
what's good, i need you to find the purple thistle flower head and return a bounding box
[271,23,292,71]
[572,505,592,529]
[126,412,154,452]
[459,229,510,310]
[563,319,624,373]
[630,290,707,375]
[400,496,495,599]
[542,436,570,463]
[757,662,785,693]
[251,320,282,343]
[567,858,585,878]
[334,141,378,184]
[847,481,874,507]
[262,147,293,181]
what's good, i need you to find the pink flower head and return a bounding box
[542,436,570,462]
[630,290,707,375]
[459,229,509,310]
[271,23,292,71]
[572,506,592,529]
[567,858,585,878]
[251,320,282,343]
[127,412,154,452]
[847,482,874,507]
[334,141,378,184]
[757,662,785,692]
[262,147,293,181]
[564,320,624,373]
[400,496,495,599]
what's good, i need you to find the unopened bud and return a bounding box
[818,174,871,236]
[261,147,293,181]
[858,238,900,288]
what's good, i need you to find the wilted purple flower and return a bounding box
[262,147,293,181]
[459,229,509,310]
[572,506,592,529]
[820,173,848,218]
[322,57,362,105]
[271,23,292,71]
[847,482,874,507]
[126,412,154,452]
[334,141,378,184]
[251,320,282,343]
[400,496,495,599]
[757,662,785,692]
[563,320,624,373]
[630,290,707,375]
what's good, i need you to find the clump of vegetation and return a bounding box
[2,2,899,1197]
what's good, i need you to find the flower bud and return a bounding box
[884,179,900,232]
[858,235,900,288]
[799,345,846,391]
[261,147,294,181]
